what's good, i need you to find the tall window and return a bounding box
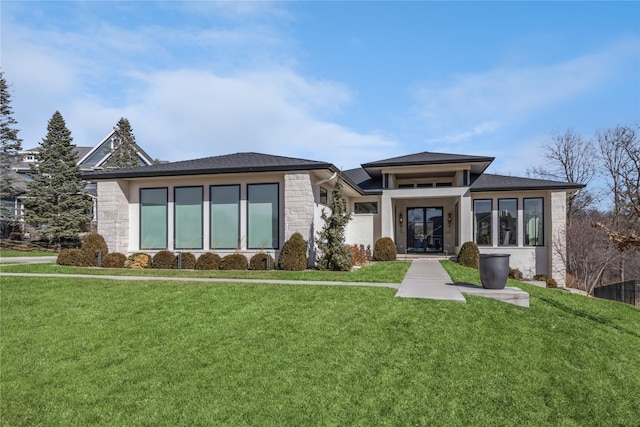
[474,199,492,246]
[247,183,279,249]
[210,185,240,249]
[140,188,167,250]
[319,187,328,205]
[498,199,517,246]
[524,198,544,246]
[174,186,203,250]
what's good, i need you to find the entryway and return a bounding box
[406,207,443,253]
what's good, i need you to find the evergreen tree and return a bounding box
[23,111,92,249]
[104,117,140,169]
[0,71,24,229]
[315,177,353,271]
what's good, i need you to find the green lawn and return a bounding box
[0,249,56,258]
[0,261,410,283]
[1,263,639,425]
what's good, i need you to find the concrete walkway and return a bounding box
[0,256,57,264]
[396,259,529,307]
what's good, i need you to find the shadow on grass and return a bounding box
[536,294,640,339]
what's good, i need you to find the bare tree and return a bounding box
[528,129,597,222]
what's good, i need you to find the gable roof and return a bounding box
[77,129,154,169]
[83,152,337,180]
[470,173,584,192]
[361,151,494,176]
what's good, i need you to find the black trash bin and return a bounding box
[479,254,510,289]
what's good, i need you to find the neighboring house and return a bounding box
[2,129,154,236]
[84,150,583,285]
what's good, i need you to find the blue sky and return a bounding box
[2,1,639,173]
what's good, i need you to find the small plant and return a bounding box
[57,248,94,267]
[348,244,370,266]
[102,252,126,268]
[195,252,222,270]
[372,237,397,262]
[509,268,523,280]
[278,232,308,271]
[220,253,249,270]
[534,274,558,288]
[124,253,151,269]
[249,252,276,270]
[457,241,479,269]
[173,252,196,269]
[152,250,176,269]
[81,232,109,265]
[9,232,23,241]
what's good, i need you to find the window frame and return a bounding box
[498,198,518,246]
[354,201,378,214]
[319,187,328,205]
[524,197,544,246]
[140,187,168,250]
[173,186,204,250]
[247,182,280,250]
[210,184,241,250]
[473,199,493,246]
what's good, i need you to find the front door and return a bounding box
[407,207,443,253]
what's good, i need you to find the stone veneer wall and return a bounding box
[96,181,130,254]
[550,190,567,286]
[284,172,315,244]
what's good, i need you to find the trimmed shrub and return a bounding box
[509,268,523,280]
[195,252,221,270]
[534,274,558,288]
[125,253,151,269]
[278,232,308,271]
[173,252,196,269]
[220,253,249,270]
[81,232,109,265]
[457,241,479,269]
[250,252,276,270]
[152,250,176,269]
[102,252,126,268]
[57,248,94,267]
[9,232,23,241]
[372,237,397,261]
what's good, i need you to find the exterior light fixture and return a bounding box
[447,212,452,227]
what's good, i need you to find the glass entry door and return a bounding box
[407,207,444,253]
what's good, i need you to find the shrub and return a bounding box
[509,268,523,280]
[372,237,397,261]
[57,248,94,267]
[152,250,176,269]
[278,232,308,271]
[249,252,276,270]
[9,232,23,241]
[124,253,151,269]
[81,232,109,265]
[348,244,370,266]
[195,252,221,270]
[173,252,196,269]
[534,274,558,288]
[220,253,249,270]
[102,252,126,268]
[457,241,479,269]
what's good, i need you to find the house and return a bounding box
[2,129,155,237]
[84,150,583,285]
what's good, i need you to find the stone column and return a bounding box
[550,190,567,286]
[97,181,130,254]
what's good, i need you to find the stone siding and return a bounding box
[550,190,567,286]
[97,181,130,254]
[284,172,314,243]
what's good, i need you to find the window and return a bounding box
[399,184,414,189]
[319,187,328,205]
[417,183,433,188]
[174,186,203,250]
[140,188,167,249]
[524,198,544,246]
[498,199,517,246]
[210,185,240,249]
[435,182,452,187]
[354,202,378,214]
[474,199,492,246]
[247,183,279,249]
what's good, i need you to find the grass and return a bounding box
[1,262,639,425]
[0,261,411,283]
[0,249,56,258]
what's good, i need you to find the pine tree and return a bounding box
[104,117,140,169]
[0,71,24,230]
[23,111,92,249]
[315,177,353,271]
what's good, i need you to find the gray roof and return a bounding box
[362,151,495,168]
[342,167,382,195]
[470,173,584,192]
[83,152,336,180]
